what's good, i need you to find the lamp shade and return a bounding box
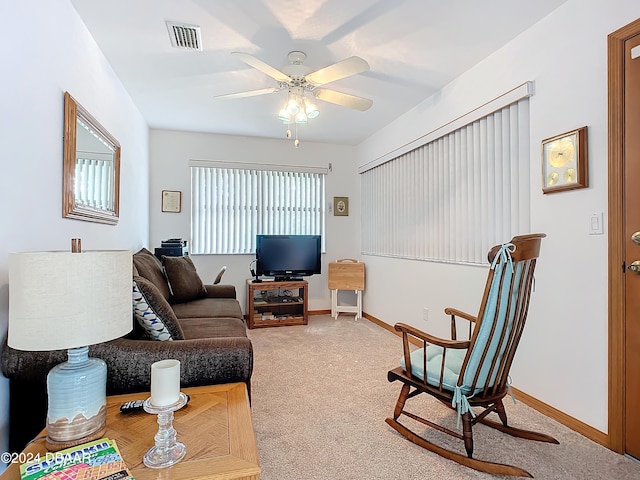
[8,250,132,351]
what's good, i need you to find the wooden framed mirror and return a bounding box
[63,91,121,225]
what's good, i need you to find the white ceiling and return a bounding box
[70,0,568,146]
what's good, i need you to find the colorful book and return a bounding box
[19,438,134,480]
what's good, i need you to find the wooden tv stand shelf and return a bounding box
[246,279,308,328]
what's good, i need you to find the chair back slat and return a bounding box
[458,234,544,398]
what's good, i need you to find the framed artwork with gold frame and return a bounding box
[541,126,588,194]
[333,196,349,216]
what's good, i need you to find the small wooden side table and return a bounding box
[328,259,365,320]
[0,383,260,480]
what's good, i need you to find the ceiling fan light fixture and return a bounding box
[295,111,308,124]
[305,99,319,119]
[285,92,300,115]
[278,108,291,122]
[280,92,317,145]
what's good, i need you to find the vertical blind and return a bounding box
[74,157,115,210]
[191,164,326,254]
[361,98,530,265]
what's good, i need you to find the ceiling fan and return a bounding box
[215,51,373,112]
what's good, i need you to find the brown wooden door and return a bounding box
[624,31,640,460]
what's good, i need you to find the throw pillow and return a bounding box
[162,255,207,304]
[132,248,171,300]
[132,276,185,341]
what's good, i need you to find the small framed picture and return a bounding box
[161,190,182,213]
[541,126,588,194]
[333,196,349,216]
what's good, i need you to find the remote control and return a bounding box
[120,399,144,413]
[119,394,191,414]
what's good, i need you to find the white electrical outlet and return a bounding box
[423,308,429,322]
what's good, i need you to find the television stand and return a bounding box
[246,279,308,329]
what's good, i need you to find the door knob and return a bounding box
[632,232,640,245]
[628,260,640,273]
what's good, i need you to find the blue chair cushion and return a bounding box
[462,261,524,391]
[400,346,469,394]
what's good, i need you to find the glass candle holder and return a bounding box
[142,392,188,469]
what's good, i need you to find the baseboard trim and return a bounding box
[510,387,609,448]
[364,313,396,334]
[309,309,331,316]
[361,312,610,450]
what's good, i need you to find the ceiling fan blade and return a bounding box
[305,56,370,86]
[214,87,279,99]
[314,88,373,111]
[231,52,290,83]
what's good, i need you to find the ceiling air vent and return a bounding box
[166,21,202,51]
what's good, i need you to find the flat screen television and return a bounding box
[255,235,321,281]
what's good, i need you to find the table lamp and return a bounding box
[8,239,132,451]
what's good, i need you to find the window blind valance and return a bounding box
[189,159,328,175]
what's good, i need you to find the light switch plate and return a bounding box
[589,212,604,235]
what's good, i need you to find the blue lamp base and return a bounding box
[45,346,107,451]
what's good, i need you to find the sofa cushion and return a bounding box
[204,284,237,298]
[133,248,171,300]
[171,297,243,319]
[179,317,248,339]
[162,256,207,304]
[133,276,185,341]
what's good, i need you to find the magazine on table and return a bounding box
[19,438,134,480]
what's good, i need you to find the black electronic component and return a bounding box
[119,399,144,413]
[120,394,190,413]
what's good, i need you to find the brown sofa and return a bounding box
[1,248,253,452]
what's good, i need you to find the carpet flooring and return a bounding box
[247,315,640,479]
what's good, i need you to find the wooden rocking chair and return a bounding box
[386,234,558,478]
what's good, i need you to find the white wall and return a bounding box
[356,0,640,433]
[149,130,360,312]
[0,0,150,456]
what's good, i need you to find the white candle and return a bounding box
[150,359,181,407]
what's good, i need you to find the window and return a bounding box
[190,161,326,254]
[360,86,531,265]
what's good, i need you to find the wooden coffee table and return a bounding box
[0,383,260,480]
